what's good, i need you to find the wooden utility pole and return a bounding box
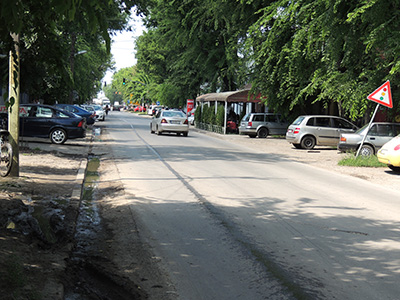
[8,33,20,177]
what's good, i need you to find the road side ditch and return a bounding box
[63,124,174,300]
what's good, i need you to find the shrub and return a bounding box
[216,105,225,126]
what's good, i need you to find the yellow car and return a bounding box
[377,134,400,172]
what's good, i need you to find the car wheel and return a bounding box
[257,127,269,138]
[183,132,188,137]
[359,144,374,156]
[50,128,67,144]
[300,136,316,150]
[389,165,400,172]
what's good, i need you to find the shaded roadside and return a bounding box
[0,128,92,299]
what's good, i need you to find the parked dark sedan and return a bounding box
[54,104,96,125]
[1,104,86,144]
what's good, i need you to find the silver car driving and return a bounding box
[150,109,189,136]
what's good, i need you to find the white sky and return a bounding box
[102,13,145,86]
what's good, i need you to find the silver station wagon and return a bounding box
[338,122,400,156]
[286,115,358,149]
[239,113,289,138]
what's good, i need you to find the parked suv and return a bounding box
[338,122,400,156]
[286,115,358,149]
[239,113,289,138]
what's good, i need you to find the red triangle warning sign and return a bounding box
[367,80,393,108]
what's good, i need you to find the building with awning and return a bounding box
[195,88,265,134]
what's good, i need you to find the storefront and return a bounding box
[195,88,264,134]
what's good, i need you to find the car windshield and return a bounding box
[163,111,185,118]
[84,106,94,112]
[93,105,102,110]
[355,124,371,134]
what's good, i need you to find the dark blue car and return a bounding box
[54,104,96,125]
[0,104,86,144]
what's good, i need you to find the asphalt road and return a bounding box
[103,111,400,300]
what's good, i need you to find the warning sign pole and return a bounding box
[356,104,380,157]
[356,81,393,157]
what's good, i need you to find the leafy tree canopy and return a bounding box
[132,0,400,122]
[0,0,148,104]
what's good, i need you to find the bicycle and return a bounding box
[0,122,12,177]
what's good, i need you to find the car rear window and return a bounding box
[163,111,185,118]
[242,114,251,122]
[292,116,305,125]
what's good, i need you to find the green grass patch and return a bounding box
[338,154,386,168]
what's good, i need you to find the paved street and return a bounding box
[97,111,400,300]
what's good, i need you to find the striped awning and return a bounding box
[196,89,262,103]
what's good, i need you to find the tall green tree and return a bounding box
[135,0,265,103]
[0,0,145,103]
[247,0,400,121]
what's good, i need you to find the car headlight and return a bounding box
[378,149,387,155]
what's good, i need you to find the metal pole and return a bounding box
[224,101,227,134]
[356,104,380,157]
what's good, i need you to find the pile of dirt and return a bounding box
[0,150,84,299]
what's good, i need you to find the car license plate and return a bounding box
[170,120,180,124]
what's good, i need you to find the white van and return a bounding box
[102,99,111,110]
[113,101,120,111]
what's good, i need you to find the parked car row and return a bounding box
[0,104,87,144]
[81,104,106,121]
[0,102,113,145]
[237,112,400,171]
[55,104,96,125]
